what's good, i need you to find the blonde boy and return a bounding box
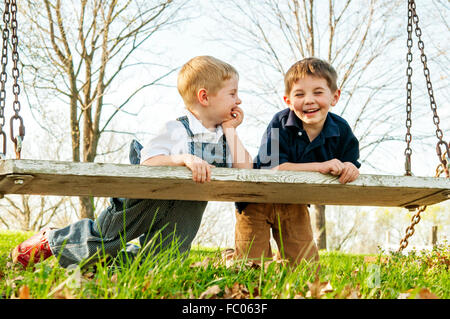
[235,57,360,265]
[12,56,252,269]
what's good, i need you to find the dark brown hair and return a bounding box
[284,57,338,95]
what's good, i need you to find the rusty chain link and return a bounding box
[404,0,413,176]
[409,0,448,170]
[398,0,449,252]
[9,0,23,159]
[0,0,10,158]
[398,206,426,252]
[398,153,449,253]
[0,0,24,159]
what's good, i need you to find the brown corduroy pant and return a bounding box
[234,203,319,265]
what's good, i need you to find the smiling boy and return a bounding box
[234,57,361,265]
[12,56,253,269]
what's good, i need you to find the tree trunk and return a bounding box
[79,196,94,220]
[312,204,327,250]
[431,226,438,248]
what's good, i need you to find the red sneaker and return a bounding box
[11,228,53,268]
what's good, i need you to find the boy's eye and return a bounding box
[314,91,323,95]
[295,93,304,97]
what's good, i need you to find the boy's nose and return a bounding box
[236,96,242,105]
[304,94,314,104]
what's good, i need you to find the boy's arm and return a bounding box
[222,106,253,169]
[141,154,194,167]
[274,159,359,184]
[139,120,213,183]
[274,159,345,176]
[142,154,214,183]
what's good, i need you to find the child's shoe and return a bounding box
[10,228,53,268]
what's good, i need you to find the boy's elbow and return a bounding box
[271,163,285,171]
[232,163,253,169]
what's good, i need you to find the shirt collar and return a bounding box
[185,110,224,137]
[285,109,302,129]
[285,109,340,138]
[322,113,340,138]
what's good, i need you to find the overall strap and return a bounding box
[176,116,194,138]
[176,115,228,166]
[221,134,227,165]
[177,116,195,155]
[129,139,143,165]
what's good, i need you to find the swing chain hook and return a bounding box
[0,0,24,159]
[398,205,426,253]
[9,0,24,159]
[408,0,448,172]
[0,0,10,159]
[404,0,413,176]
[398,1,449,253]
[398,159,447,253]
[436,142,449,177]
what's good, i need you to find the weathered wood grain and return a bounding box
[0,159,449,207]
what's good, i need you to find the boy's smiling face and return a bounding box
[284,75,340,134]
[205,75,241,126]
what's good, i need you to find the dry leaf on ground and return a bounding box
[416,288,439,299]
[338,284,361,299]
[364,256,389,264]
[190,257,211,270]
[305,279,334,298]
[223,282,254,299]
[18,285,30,299]
[397,288,439,299]
[199,284,221,299]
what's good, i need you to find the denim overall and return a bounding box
[47,116,229,268]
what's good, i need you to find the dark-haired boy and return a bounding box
[235,57,361,265]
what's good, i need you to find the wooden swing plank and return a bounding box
[0,159,449,207]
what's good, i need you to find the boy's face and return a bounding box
[284,75,340,132]
[206,76,242,124]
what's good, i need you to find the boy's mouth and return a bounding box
[303,108,320,115]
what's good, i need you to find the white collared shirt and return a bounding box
[140,110,232,166]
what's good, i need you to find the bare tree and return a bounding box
[0,194,66,231]
[325,206,366,251]
[17,0,188,219]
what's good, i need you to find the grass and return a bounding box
[0,230,448,299]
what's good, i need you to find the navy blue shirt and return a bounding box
[236,108,361,212]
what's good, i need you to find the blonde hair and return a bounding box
[284,57,338,96]
[177,56,239,108]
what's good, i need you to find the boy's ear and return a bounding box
[331,89,341,106]
[284,95,295,111]
[197,88,209,106]
[283,95,292,107]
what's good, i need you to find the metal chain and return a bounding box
[9,0,24,159]
[398,154,449,253]
[409,0,449,169]
[398,0,449,252]
[398,206,426,252]
[0,0,24,159]
[0,0,10,158]
[404,1,413,176]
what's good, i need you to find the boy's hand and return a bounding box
[338,162,359,184]
[222,106,244,129]
[183,154,214,183]
[318,159,346,176]
[318,159,359,184]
